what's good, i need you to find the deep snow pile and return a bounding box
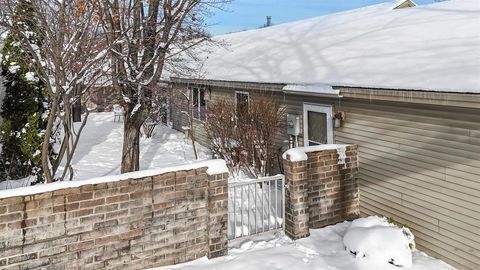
[343,216,415,267]
[150,217,455,270]
[0,112,210,189]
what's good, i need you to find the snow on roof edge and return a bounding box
[282,84,341,97]
[176,77,480,95]
[0,159,228,199]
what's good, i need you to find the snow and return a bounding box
[24,71,38,82]
[282,84,340,97]
[182,0,480,93]
[8,63,20,74]
[343,216,416,268]
[0,159,226,199]
[149,217,455,270]
[0,112,213,191]
[282,144,349,162]
[344,226,413,267]
[348,215,391,229]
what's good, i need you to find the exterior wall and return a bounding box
[170,84,210,147]
[172,80,480,270]
[335,100,480,270]
[282,92,480,270]
[283,145,360,239]
[170,83,289,162]
[0,167,228,269]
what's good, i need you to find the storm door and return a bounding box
[303,104,333,146]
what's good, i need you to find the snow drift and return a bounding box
[343,216,415,268]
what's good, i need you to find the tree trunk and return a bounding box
[121,104,148,173]
[72,101,81,122]
[72,85,82,122]
[121,118,142,173]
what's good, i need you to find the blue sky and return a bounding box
[207,0,436,35]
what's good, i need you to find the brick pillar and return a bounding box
[283,158,310,239]
[283,144,359,240]
[306,145,360,228]
[207,172,229,258]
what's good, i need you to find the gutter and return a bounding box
[282,84,343,98]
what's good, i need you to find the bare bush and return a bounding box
[141,86,169,138]
[205,95,285,178]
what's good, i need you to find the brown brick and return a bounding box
[80,214,104,224]
[8,253,37,264]
[0,196,23,205]
[53,187,80,196]
[106,194,129,204]
[67,193,93,202]
[67,208,94,218]
[95,234,120,246]
[34,192,52,200]
[7,203,24,213]
[39,245,67,257]
[68,240,94,252]
[120,185,143,194]
[80,198,105,208]
[0,213,22,223]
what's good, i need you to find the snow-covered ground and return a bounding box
[151,219,455,270]
[67,112,210,180]
[0,112,210,189]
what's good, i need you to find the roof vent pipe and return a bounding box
[266,16,272,27]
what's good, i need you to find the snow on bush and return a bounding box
[348,215,391,229]
[343,216,415,268]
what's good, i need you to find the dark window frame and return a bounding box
[191,87,207,122]
[235,91,250,119]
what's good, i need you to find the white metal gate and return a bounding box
[227,175,285,240]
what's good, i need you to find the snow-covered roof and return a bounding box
[189,0,480,93]
[392,0,417,9]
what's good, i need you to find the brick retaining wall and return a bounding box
[283,145,360,239]
[0,165,228,269]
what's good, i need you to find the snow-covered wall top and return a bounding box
[184,0,480,93]
[0,159,228,199]
[283,144,349,162]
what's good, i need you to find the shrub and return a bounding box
[0,0,47,182]
[205,95,285,178]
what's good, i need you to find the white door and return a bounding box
[303,104,333,146]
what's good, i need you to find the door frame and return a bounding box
[303,103,334,146]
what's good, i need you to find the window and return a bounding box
[192,87,207,121]
[236,91,249,120]
[303,104,333,146]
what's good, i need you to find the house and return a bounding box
[169,0,480,269]
[0,34,5,124]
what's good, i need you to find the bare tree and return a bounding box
[0,0,109,182]
[96,0,230,173]
[205,96,285,178]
